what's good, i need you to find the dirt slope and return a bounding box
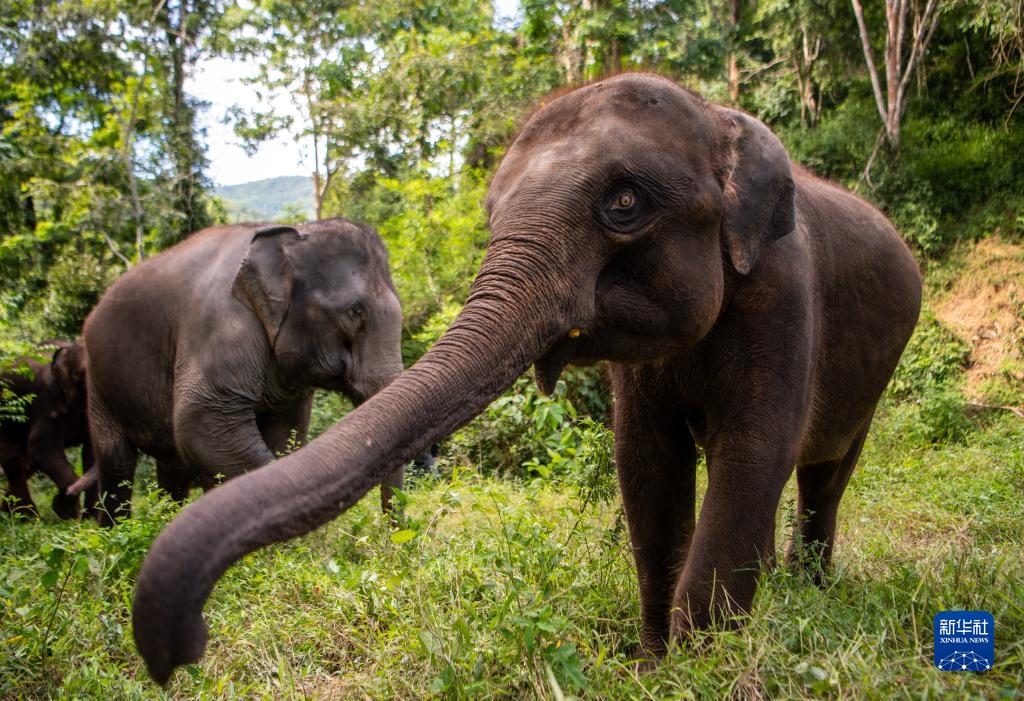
[933,237,1024,404]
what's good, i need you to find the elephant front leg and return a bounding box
[175,401,276,483]
[612,370,697,659]
[669,434,797,638]
[28,427,84,520]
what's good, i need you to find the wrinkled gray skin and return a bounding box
[84,219,408,527]
[132,75,922,684]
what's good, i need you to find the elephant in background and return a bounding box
[0,341,95,519]
[83,218,416,527]
[132,74,922,683]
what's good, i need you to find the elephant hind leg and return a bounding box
[90,399,138,527]
[787,420,872,584]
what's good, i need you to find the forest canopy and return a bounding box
[2,0,1022,346]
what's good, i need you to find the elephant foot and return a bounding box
[627,635,667,672]
[52,491,81,520]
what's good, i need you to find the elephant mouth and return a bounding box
[534,330,586,395]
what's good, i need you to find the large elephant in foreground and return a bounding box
[84,219,411,526]
[132,75,922,683]
[0,341,94,519]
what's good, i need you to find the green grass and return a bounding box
[1,405,1022,700]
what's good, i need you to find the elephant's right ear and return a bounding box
[232,226,303,347]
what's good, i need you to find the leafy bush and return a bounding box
[782,101,1024,256]
[881,388,976,446]
[308,390,356,441]
[887,309,970,401]
[19,247,120,339]
[779,96,881,184]
[881,308,978,445]
[449,369,611,483]
[0,340,47,423]
[337,168,491,332]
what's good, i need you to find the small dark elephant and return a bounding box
[132,75,922,683]
[0,341,95,519]
[83,218,412,527]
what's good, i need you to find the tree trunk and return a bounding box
[165,0,206,240]
[606,37,621,74]
[312,172,323,222]
[727,0,742,102]
[851,0,941,150]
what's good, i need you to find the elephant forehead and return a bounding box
[519,75,707,148]
[488,123,709,221]
[489,79,714,213]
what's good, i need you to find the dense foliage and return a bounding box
[3,1,1022,343]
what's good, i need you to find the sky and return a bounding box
[191,56,309,187]
[194,0,522,187]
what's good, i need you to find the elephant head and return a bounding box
[132,74,796,683]
[231,220,405,403]
[50,340,88,418]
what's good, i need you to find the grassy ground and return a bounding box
[0,405,1021,700]
[2,241,1023,699]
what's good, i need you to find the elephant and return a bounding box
[131,74,922,683]
[83,218,414,527]
[0,340,95,519]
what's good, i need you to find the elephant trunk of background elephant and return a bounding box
[132,235,580,684]
[349,309,405,405]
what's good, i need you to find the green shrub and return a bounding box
[781,104,1024,256]
[19,247,120,339]
[0,339,49,423]
[887,309,970,401]
[779,96,880,184]
[308,390,356,441]
[449,369,612,482]
[883,388,976,446]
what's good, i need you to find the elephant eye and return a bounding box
[611,189,636,210]
[597,182,649,234]
[346,304,365,320]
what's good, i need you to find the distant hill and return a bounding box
[214,176,314,222]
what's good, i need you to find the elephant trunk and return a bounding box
[66,465,98,495]
[132,237,580,684]
[349,313,405,403]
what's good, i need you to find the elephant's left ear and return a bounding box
[716,108,796,275]
[232,225,303,347]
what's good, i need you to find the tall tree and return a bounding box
[223,0,361,220]
[151,0,219,240]
[851,0,944,147]
[968,0,1024,118]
